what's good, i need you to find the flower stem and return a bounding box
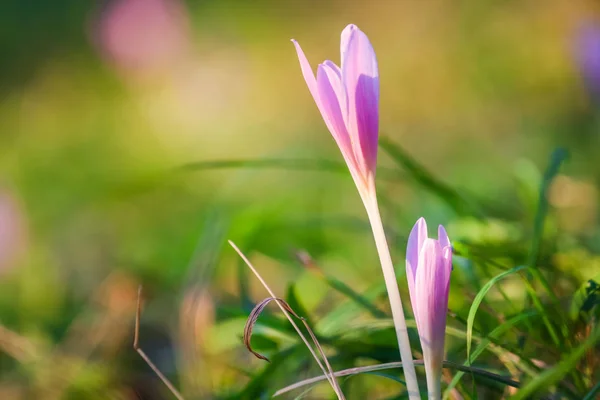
[361,189,421,400]
[424,361,441,400]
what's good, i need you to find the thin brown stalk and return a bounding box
[0,324,37,362]
[229,240,344,399]
[134,286,185,400]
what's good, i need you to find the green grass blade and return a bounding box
[510,327,600,400]
[315,282,387,335]
[522,148,568,343]
[525,148,567,275]
[569,275,600,320]
[322,276,387,319]
[467,265,527,360]
[180,158,403,182]
[362,371,406,386]
[379,137,482,217]
[443,311,537,399]
[340,319,525,368]
[582,381,600,400]
[232,345,302,399]
[286,284,313,326]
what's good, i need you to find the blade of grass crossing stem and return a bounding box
[379,137,481,217]
[510,327,600,400]
[274,360,521,397]
[467,265,527,361]
[444,312,537,399]
[363,371,406,386]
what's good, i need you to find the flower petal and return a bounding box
[438,225,450,249]
[407,217,427,282]
[415,238,450,381]
[322,60,348,126]
[340,24,356,70]
[316,64,353,164]
[443,245,453,274]
[341,26,379,175]
[406,217,428,321]
[291,39,319,103]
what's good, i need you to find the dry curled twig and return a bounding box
[244,297,322,364]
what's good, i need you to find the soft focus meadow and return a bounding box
[1,1,600,399]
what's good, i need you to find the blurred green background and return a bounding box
[1,0,599,399]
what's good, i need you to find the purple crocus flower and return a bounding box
[292,26,422,398]
[292,24,379,195]
[406,217,452,398]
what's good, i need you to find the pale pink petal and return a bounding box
[316,64,352,158]
[436,246,452,359]
[443,246,453,274]
[321,60,348,126]
[341,26,379,175]
[340,24,356,71]
[415,239,450,380]
[438,225,450,249]
[414,239,438,339]
[406,217,428,322]
[406,217,427,282]
[292,40,320,105]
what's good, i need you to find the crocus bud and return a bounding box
[292,24,379,195]
[406,217,452,399]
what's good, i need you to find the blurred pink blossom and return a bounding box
[0,190,26,274]
[94,0,192,76]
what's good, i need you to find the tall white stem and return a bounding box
[425,366,441,400]
[361,188,421,400]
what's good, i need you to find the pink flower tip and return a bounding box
[291,25,379,194]
[405,217,452,387]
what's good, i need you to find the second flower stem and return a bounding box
[362,190,421,400]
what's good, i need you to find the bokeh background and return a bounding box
[1,0,600,399]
